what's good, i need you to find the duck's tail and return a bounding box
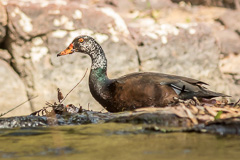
[200,90,230,99]
[179,90,230,100]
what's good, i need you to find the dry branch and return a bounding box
[60,68,88,104]
[0,96,38,117]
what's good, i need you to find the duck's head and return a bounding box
[57,35,98,57]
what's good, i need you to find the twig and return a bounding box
[0,95,38,117]
[100,108,105,112]
[193,97,201,106]
[60,68,88,104]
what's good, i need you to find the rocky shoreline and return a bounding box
[1,96,240,136]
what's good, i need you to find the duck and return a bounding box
[57,35,228,112]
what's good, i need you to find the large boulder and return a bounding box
[218,10,240,34]
[215,29,240,55]
[0,58,31,117]
[216,10,240,100]
[130,22,230,95]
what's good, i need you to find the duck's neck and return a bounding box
[90,47,107,71]
[89,47,110,98]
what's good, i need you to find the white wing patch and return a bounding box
[172,87,181,95]
[160,82,190,95]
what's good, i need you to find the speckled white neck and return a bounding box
[90,47,107,70]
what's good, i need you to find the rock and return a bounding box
[6,1,129,40]
[171,0,239,9]
[191,118,240,135]
[1,107,240,136]
[220,53,240,98]
[0,59,31,117]
[0,49,11,62]
[130,0,173,10]
[0,109,190,128]
[134,23,230,96]
[215,29,240,55]
[218,10,240,34]
[0,1,7,43]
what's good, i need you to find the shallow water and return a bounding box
[0,123,240,160]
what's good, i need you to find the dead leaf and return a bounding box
[180,103,198,125]
[204,106,217,117]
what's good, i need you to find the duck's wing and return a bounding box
[114,72,229,99]
[159,74,207,92]
[158,74,229,99]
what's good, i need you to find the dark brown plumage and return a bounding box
[57,35,229,112]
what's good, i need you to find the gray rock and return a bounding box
[0,2,7,42]
[171,0,239,9]
[215,29,240,55]
[0,59,31,117]
[134,23,230,96]
[218,10,240,34]
[130,0,173,10]
[0,49,11,62]
[220,53,240,99]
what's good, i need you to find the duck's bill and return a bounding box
[57,43,75,57]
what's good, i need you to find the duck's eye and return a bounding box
[79,38,84,43]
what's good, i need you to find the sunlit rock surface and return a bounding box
[0,2,7,42]
[0,59,31,116]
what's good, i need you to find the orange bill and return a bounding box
[57,43,74,57]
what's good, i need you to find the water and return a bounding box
[0,123,240,160]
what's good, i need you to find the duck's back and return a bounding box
[104,72,226,112]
